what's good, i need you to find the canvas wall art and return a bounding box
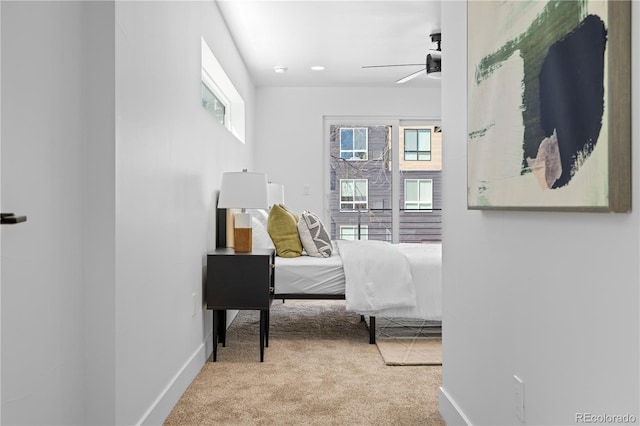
[467,0,630,212]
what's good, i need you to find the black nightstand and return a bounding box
[206,248,275,362]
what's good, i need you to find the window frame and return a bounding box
[339,225,369,240]
[201,70,230,128]
[339,127,369,161]
[403,128,432,161]
[201,37,246,142]
[404,178,433,212]
[339,178,369,211]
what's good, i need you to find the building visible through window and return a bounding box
[328,123,442,243]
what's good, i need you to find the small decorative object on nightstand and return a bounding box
[206,248,275,362]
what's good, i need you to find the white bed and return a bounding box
[216,207,442,344]
[274,240,442,321]
[275,250,345,295]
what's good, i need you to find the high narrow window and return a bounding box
[404,179,433,210]
[340,128,368,160]
[404,128,431,160]
[340,179,368,210]
[201,77,227,126]
[201,37,245,142]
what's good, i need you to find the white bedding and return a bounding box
[381,242,442,320]
[274,250,345,295]
[274,240,442,321]
[338,239,417,315]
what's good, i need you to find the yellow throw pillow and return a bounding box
[267,204,302,258]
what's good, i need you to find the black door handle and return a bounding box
[1,213,27,224]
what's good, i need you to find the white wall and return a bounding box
[255,86,440,216]
[0,2,3,421]
[440,2,639,425]
[114,1,254,424]
[2,1,254,424]
[1,2,87,424]
[83,3,116,423]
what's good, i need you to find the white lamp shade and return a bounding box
[267,183,285,207]
[218,172,269,209]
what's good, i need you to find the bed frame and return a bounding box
[216,208,376,344]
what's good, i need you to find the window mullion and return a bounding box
[391,122,400,243]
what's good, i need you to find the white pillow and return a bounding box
[252,216,275,249]
[297,210,332,258]
[247,209,269,229]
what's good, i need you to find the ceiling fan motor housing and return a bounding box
[363,31,442,82]
[427,32,442,77]
[427,54,441,74]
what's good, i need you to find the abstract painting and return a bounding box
[467,0,630,212]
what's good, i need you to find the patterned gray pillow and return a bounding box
[297,210,332,258]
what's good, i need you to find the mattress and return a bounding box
[273,242,442,321]
[274,250,346,295]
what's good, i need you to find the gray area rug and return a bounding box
[370,317,442,365]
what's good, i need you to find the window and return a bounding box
[404,129,431,160]
[328,121,442,243]
[340,179,368,210]
[201,77,227,126]
[201,37,246,142]
[340,225,369,240]
[340,128,368,160]
[404,179,433,210]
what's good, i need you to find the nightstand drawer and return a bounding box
[206,249,274,310]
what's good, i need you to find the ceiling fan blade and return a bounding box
[395,68,426,84]
[362,63,424,69]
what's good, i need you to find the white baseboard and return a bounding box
[136,310,239,426]
[439,387,472,426]
[137,331,213,426]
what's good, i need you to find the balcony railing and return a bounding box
[331,208,442,243]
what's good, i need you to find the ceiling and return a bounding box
[216,1,442,88]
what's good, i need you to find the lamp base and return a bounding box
[234,227,252,252]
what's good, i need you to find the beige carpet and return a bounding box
[164,300,444,426]
[373,317,442,366]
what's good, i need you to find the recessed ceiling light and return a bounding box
[274,66,288,73]
[311,66,325,71]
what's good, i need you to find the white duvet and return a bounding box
[337,239,418,315]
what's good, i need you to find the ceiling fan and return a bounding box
[363,32,442,84]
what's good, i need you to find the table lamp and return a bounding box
[218,170,268,252]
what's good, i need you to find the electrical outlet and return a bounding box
[192,292,197,317]
[303,184,310,196]
[514,375,525,423]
